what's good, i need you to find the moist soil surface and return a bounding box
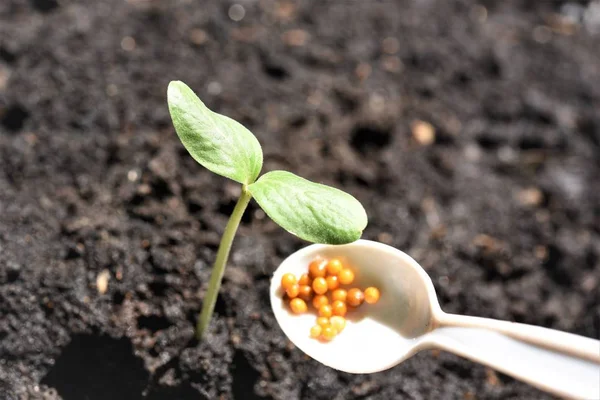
[1,1,599,399]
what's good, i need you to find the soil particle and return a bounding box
[1,0,599,399]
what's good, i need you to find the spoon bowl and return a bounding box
[270,240,600,398]
[270,240,439,373]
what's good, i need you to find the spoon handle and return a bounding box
[429,313,600,399]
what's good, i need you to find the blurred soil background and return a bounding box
[0,0,599,399]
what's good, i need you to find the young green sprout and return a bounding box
[167,81,368,339]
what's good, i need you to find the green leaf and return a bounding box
[167,81,263,184]
[248,171,368,244]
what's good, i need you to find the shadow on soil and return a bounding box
[41,334,148,400]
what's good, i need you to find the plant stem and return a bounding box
[196,186,252,339]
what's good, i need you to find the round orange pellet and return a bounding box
[309,259,327,278]
[281,273,297,290]
[298,285,313,301]
[312,294,329,309]
[364,287,381,304]
[289,298,307,314]
[298,273,311,286]
[317,317,330,327]
[331,300,347,317]
[286,283,300,298]
[347,288,364,307]
[331,289,347,302]
[312,277,328,295]
[310,325,322,338]
[326,258,343,276]
[318,304,333,318]
[326,275,339,291]
[338,268,355,285]
[330,316,346,333]
[321,325,337,341]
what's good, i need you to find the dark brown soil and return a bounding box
[1,0,599,399]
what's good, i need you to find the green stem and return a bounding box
[196,185,252,339]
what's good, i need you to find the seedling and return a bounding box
[167,81,368,339]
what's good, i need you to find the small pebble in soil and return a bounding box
[96,269,110,294]
[120,36,136,51]
[412,120,436,146]
[228,4,245,21]
[189,29,208,46]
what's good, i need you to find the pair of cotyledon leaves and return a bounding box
[167,81,367,245]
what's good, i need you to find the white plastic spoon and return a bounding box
[270,240,600,400]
